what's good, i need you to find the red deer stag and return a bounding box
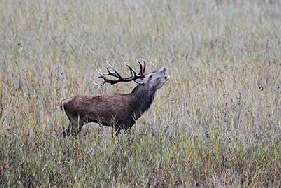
[61,61,170,137]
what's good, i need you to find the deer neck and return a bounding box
[130,84,157,119]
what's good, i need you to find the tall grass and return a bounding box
[0,0,281,186]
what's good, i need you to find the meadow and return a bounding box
[0,0,281,187]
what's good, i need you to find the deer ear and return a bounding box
[135,78,145,84]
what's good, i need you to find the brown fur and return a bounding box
[61,65,169,137]
[61,86,154,136]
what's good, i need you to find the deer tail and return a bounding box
[59,99,66,111]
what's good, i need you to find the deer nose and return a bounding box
[165,74,170,80]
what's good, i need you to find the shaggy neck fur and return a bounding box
[130,84,158,119]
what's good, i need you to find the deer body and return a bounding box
[61,62,169,136]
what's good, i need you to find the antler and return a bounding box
[138,60,145,76]
[98,61,146,86]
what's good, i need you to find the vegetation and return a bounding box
[0,0,280,186]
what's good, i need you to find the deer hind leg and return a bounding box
[63,115,84,137]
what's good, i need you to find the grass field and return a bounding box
[0,0,281,187]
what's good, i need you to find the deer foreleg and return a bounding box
[115,126,121,136]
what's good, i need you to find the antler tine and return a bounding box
[142,61,146,73]
[97,68,103,78]
[106,68,122,79]
[105,62,123,79]
[125,63,137,78]
[106,61,114,69]
[138,60,146,75]
[96,69,106,86]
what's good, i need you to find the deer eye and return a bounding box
[149,75,153,79]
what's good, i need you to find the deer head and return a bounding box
[61,61,170,137]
